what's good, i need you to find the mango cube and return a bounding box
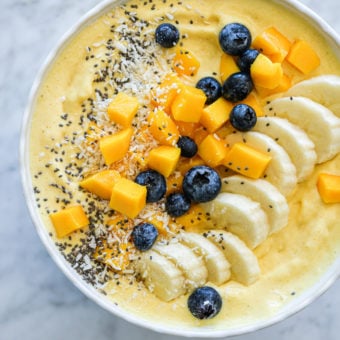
[220,53,240,82]
[171,85,206,123]
[166,173,184,195]
[175,121,200,138]
[148,146,181,177]
[317,173,340,203]
[286,40,320,74]
[198,134,228,167]
[107,92,139,127]
[50,205,89,238]
[173,48,200,76]
[99,128,133,165]
[253,26,292,63]
[109,178,147,219]
[147,109,179,146]
[223,142,272,179]
[151,73,183,113]
[200,97,233,133]
[256,74,292,98]
[79,170,121,200]
[251,53,283,89]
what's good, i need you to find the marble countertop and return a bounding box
[1,0,339,339]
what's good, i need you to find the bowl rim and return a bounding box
[20,0,340,337]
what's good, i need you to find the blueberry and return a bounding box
[165,193,191,217]
[222,72,253,103]
[219,23,252,56]
[177,136,198,158]
[132,223,158,251]
[230,104,257,132]
[183,166,221,203]
[155,23,180,48]
[237,49,259,73]
[135,170,166,203]
[188,286,222,320]
[196,77,222,105]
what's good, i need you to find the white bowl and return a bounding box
[20,0,340,337]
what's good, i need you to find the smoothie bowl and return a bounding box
[21,0,340,337]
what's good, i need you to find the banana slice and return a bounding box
[179,232,231,285]
[264,97,340,163]
[135,250,186,301]
[221,175,289,234]
[153,242,208,288]
[253,117,317,182]
[286,75,340,118]
[204,230,260,285]
[200,192,269,249]
[225,131,297,196]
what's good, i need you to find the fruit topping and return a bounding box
[220,53,240,82]
[200,97,233,133]
[177,136,198,158]
[196,77,222,105]
[107,92,139,127]
[198,134,228,168]
[222,72,253,103]
[50,206,89,238]
[171,85,207,123]
[99,128,133,165]
[155,23,180,48]
[183,166,221,203]
[109,178,147,219]
[132,222,159,251]
[223,142,272,179]
[173,48,200,76]
[148,145,181,177]
[80,170,121,200]
[166,192,191,217]
[230,103,257,132]
[286,39,320,74]
[317,173,340,203]
[187,286,222,319]
[237,49,259,73]
[219,23,252,56]
[135,170,167,203]
[147,109,180,146]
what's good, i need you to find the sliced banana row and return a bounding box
[135,231,259,301]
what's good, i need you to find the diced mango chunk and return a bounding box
[99,128,133,165]
[223,142,272,179]
[50,205,89,238]
[253,26,292,63]
[173,48,200,76]
[177,156,205,175]
[175,205,207,231]
[286,40,320,74]
[239,92,264,117]
[220,54,240,82]
[192,127,209,146]
[148,146,181,177]
[109,178,147,219]
[317,173,340,203]
[147,110,180,146]
[200,97,233,133]
[198,134,228,168]
[171,85,206,123]
[107,92,139,127]
[151,73,183,113]
[251,53,283,89]
[175,121,200,138]
[256,74,292,98]
[79,170,121,200]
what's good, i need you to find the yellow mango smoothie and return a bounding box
[28,0,340,333]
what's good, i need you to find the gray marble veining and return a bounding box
[0,0,339,339]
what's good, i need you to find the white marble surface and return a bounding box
[1,0,339,339]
